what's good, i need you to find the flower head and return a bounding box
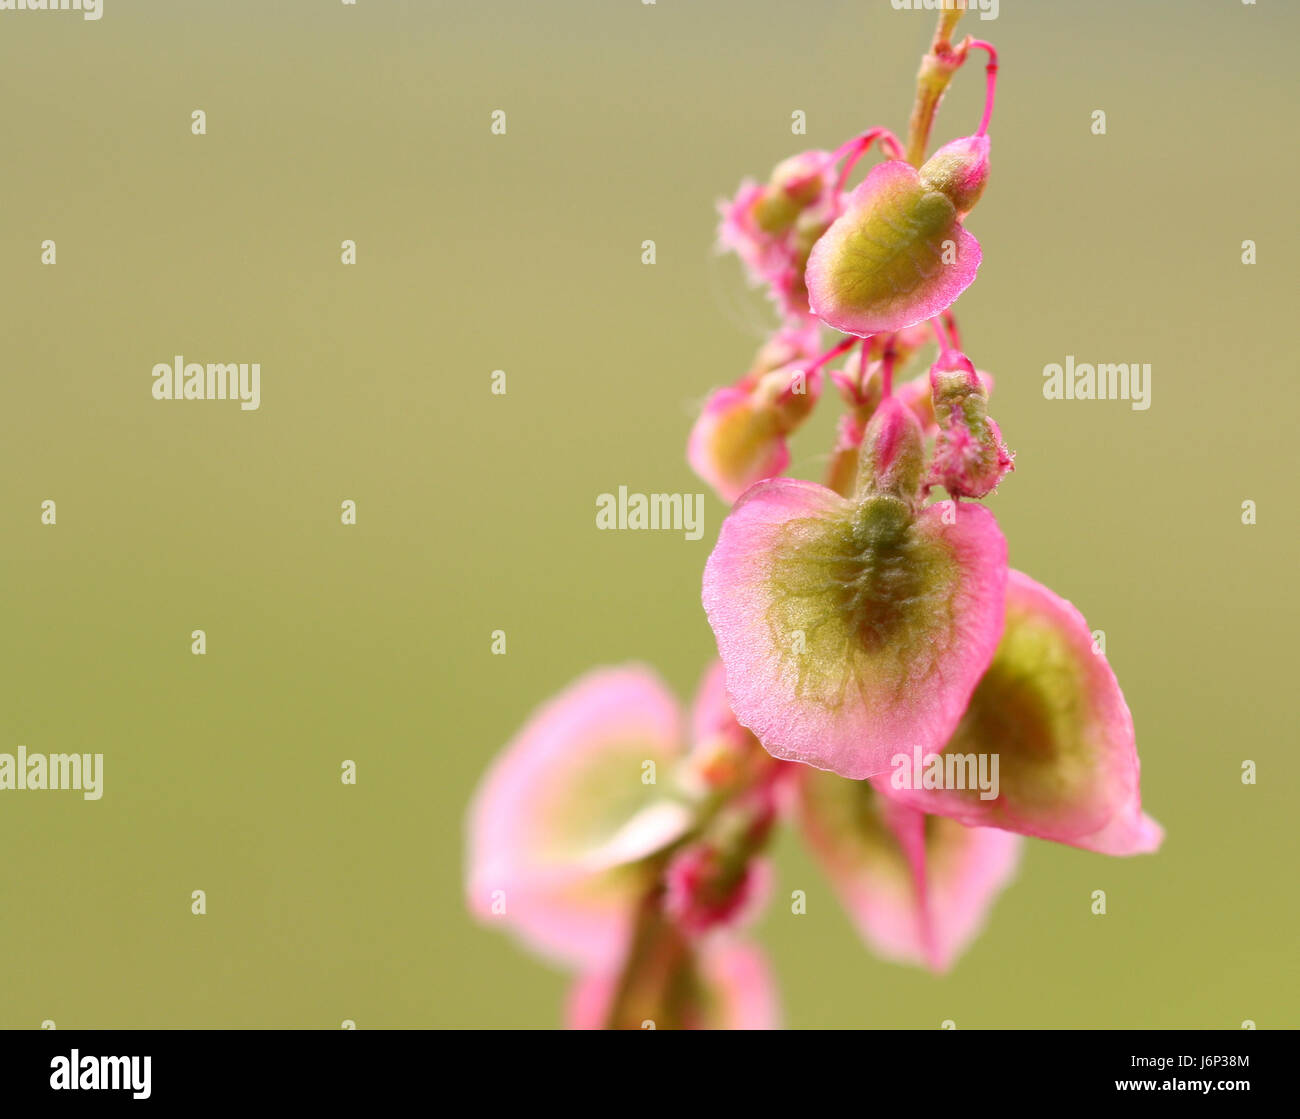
[925,349,1013,498]
[877,570,1163,855]
[703,398,1008,779]
[688,360,823,503]
[718,150,838,320]
[465,665,692,970]
[805,137,991,336]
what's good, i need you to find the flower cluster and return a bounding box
[466,13,1161,1028]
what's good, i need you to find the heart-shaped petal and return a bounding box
[878,570,1163,855]
[806,160,981,336]
[702,478,1007,778]
[465,665,690,969]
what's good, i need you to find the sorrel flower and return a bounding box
[718,149,838,320]
[687,324,824,503]
[466,661,787,1027]
[465,665,693,971]
[796,769,1022,972]
[466,11,1162,1029]
[702,397,1008,779]
[876,570,1163,856]
[467,659,1022,1024]
[924,348,1013,498]
[804,139,987,337]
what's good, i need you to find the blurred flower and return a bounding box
[797,769,1021,971]
[465,665,692,970]
[718,150,838,321]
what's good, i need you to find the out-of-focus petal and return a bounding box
[466,665,689,970]
[687,384,791,504]
[797,769,1021,972]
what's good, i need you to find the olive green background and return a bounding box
[0,0,1294,1028]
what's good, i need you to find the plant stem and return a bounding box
[603,883,696,1029]
[904,4,969,166]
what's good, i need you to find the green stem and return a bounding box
[603,882,696,1029]
[904,4,969,166]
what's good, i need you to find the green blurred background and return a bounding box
[0,0,1294,1027]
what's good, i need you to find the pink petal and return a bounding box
[797,769,1022,972]
[878,570,1163,856]
[717,180,777,281]
[465,665,689,970]
[687,384,792,504]
[701,940,781,1029]
[689,658,740,746]
[683,659,783,795]
[702,478,1007,779]
[806,160,982,336]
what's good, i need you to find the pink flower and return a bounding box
[924,349,1013,498]
[688,325,824,503]
[805,137,991,337]
[877,570,1163,856]
[896,367,995,435]
[688,366,822,503]
[465,665,693,970]
[702,398,1008,779]
[823,327,969,496]
[797,768,1021,972]
[718,150,838,320]
[567,939,780,1030]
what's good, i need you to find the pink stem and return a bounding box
[806,336,858,378]
[832,128,905,195]
[965,39,999,137]
[880,340,896,399]
[942,310,962,351]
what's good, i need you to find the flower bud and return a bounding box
[857,396,925,503]
[752,151,833,235]
[925,351,1013,498]
[919,135,991,217]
